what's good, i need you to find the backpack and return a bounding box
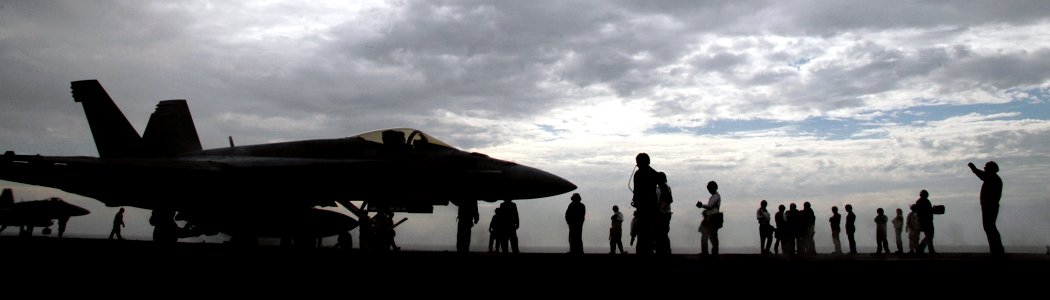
[657,183,673,214]
[710,212,724,229]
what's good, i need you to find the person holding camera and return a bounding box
[697,181,722,256]
[969,161,1004,256]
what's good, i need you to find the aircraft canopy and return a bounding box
[350,128,454,149]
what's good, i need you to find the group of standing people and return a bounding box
[628,153,678,255]
[603,153,722,255]
[457,199,521,254]
[461,157,1005,257]
[757,160,1003,256]
[769,202,817,255]
[565,153,715,255]
[766,190,939,256]
[488,200,521,253]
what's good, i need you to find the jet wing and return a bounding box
[175,156,383,169]
[1,153,224,172]
[2,152,382,173]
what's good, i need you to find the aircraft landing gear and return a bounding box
[150,210,178,243]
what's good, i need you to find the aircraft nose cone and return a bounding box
[504,164,577,199]
[71,205,91,216]
[57,201,90,216]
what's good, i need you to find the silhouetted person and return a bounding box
[374,209,398,251]
[774,204,786,254]
[358,213,373,251]
[845,204,857,254]
[784,203,799,255]
[906,204,920,253]
[389,214,402,251]
[610,205,626,254]
[629,210,638,246]
[57,216,70,238]
[488,207,506,253]
[495,213,513,254]
[500,200,520,253]
[969,161,1004,256]
[109,208,125,240]
[18,225,34,237]
[801,202,816,255]
[631,153,658,255]
[874,208,889,254]
[336,230,353,250]
[697,181,721,255]
[830,206,842,254]
[455,200,479,253]
[150,209,178,243]
[892,208,904,254]
[370,211,389,251]
[566,193,586,254]
[655,172,673,255]
[915,190,936,254]
[757,200,773,254]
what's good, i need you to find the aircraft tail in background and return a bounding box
[71,80,202,158]
[142,100,203,156]
[71,80,143,158]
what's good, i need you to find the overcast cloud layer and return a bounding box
[2,1,1048,252]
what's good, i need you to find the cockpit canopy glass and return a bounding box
[349,128,454,149]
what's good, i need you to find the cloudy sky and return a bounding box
[2,0,1048,253]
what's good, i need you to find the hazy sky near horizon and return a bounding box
[2,0,1049,252]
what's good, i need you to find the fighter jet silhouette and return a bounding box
[0,188,90,237]
[0,80,576,244]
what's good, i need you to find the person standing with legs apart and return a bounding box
[874,208,890,254]
[915,190,936,254]
[109,207,125,240]
[500,200,520,253]
[969,161,1004,256]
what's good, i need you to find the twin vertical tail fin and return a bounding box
[71,80,202,158]
[71,80,143,158]
[142,100,203,156]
